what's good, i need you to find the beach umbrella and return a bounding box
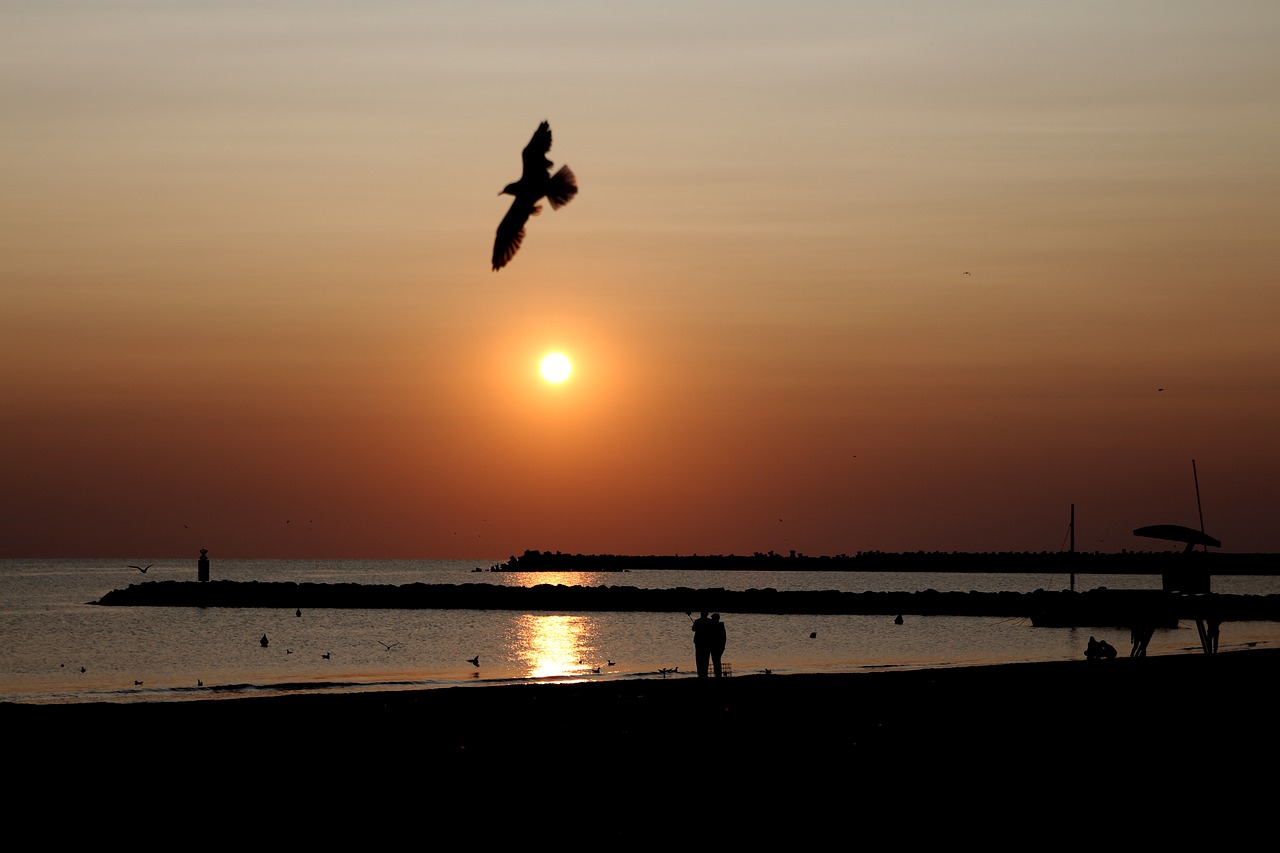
[1132,524,1221,551]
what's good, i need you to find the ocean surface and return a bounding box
[3,556,1278,705]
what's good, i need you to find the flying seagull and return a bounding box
[467,655,480,667]
[128,564,153,573]
[492,120,578,271]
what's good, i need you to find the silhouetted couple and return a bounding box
[692,611,727,678]
[1085,635,1116,660]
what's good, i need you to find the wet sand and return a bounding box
[9,648,1275,833]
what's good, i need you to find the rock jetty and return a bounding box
[93,580,1280,626]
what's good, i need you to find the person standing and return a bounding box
[710,613,727,678]
[691,611,713,678]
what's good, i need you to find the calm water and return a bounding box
[3,557,1278,705]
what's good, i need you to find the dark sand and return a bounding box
[9,649,1275,835]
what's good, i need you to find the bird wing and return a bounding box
[521,121,553,179]
[492,197,539,270]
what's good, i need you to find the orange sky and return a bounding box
[4,3,1279,559]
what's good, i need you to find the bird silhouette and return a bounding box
[321,652,331,660]
[128,564,152,573]
[894,614,904,625]
[260,634,269,647]
[607,660,616,667]
[467,655,480,668]
[809,631,817,639]
[134,680,143,685]
[197,679,203,687]
[591,666,601,674]
[379,641,401,651]
[492,120,577,271]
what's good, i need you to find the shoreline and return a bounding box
[10,647,1276,758]
[11,648,1276,828]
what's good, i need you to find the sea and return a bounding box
[4,556,1279,706]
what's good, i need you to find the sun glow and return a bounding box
[540,352,571,383]
[513,614,598,679]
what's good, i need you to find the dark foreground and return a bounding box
[9,648,1278,831]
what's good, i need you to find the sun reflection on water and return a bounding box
[511,614,599,679]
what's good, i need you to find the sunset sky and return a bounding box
[4,2,1279,560]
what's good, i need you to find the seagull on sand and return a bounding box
[492,120,578,271]
[128,564,153,573]
[467,655,480,668]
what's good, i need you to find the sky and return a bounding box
[4,2,1279,560]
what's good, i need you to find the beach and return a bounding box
[9,647,1275,832]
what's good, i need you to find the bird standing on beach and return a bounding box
[492,120,578,271]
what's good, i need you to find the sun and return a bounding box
[540,352,572,383]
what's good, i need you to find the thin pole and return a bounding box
[1069,503,1075,591]
[1193,459,1206,551]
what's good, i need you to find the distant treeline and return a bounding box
[500,549,1280,575]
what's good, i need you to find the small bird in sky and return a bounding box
[492,120,578,271]
[128,564,152,573]
[467,655,480,668]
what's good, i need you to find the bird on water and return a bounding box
[467,655,480,667]
[128,564,152,573]
[492,120,577,271]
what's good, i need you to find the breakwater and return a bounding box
[499,549,1280,574]
[94,580,1280,626]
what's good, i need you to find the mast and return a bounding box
[1069,503,1075,592]
[1193,459,1207,552]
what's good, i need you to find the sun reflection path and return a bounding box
[513,614,600,680]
